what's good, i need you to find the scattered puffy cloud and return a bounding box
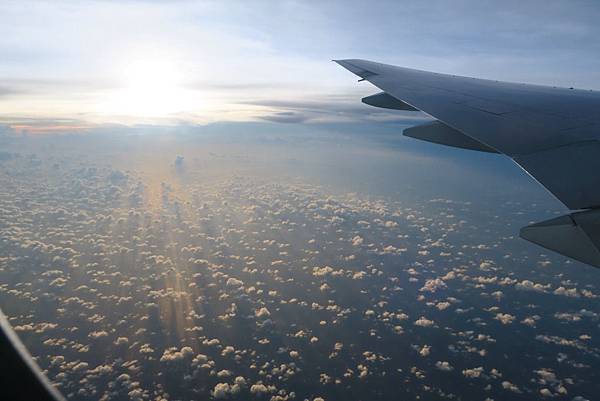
[212,383,231,399]
[0,138,598,401]
[351,236,364,246]
[418,345,430,357]
[255,307,271,318]
[435,361,453,371]
[159,347,194,363]
[414,316,435,327]
[462,367,484,379]
[515,280,549,293]
[250,383,270,395]
[502,381,521,393]
[494,313,515,325]
[553,286,580,298]
[420,278,447,293]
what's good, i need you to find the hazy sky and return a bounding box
[2,0,600,130]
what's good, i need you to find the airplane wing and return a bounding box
[335,59,600,268]
[0,310,65,401]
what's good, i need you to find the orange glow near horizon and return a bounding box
[9,124,94,134]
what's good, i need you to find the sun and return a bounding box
[97,58,199,120]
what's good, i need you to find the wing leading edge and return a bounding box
[335,58,600,267]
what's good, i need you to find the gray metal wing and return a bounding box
[335,59,600,267]
[335,59,600,210]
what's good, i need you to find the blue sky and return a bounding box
[1,0,600,131]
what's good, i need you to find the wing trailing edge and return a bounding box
[362,92,418,111]
[513,140,600,210]
[404,121,499,153]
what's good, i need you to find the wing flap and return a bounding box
[362,92,418,111]
[404,121,499,153]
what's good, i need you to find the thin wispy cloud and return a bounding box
[1,0,599,129]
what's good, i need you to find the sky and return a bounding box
[2,0,600,131]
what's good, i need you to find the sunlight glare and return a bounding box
[97,58,200,119]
